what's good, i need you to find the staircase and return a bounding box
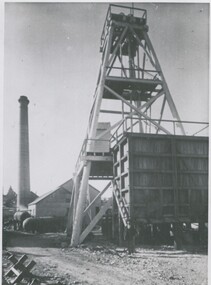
[112,180,130,228]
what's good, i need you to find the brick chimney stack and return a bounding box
[18,96,30,209]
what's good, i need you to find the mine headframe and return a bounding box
[68,4,186,247]
[97,4,185,136]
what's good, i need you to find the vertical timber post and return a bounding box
[142,32,185,135]
[118,211,124,246]
[71,25,114,246]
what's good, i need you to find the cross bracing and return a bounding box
[68,4,195,246]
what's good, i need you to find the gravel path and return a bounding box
[2,231,208,285]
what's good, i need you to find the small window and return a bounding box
[66,198,71,203]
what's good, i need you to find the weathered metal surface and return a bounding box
[113,133,208,223]
[23,217,66,233]
[14,211,31,222]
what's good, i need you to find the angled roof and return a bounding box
[28,178,99,206]
[28,186,69,206]
[59,178,73,192]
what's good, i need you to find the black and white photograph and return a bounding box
[2,2,209,285]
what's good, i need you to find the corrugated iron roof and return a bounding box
[28,178,99,205]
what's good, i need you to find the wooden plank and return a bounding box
[83,181,111,215]
[13,272,24,284]
[133,186,173,190]
[66,186,75,236]
[79,198,112,244]
[6,267,19,278]
[82,155,113,162]
[105,75,162,85]
[89,176,113,180]
[100,109,130,115]
[26,260,36,271]
[104,84,171,135]
[176,154,208,158]
[130,152,172,157]
[8,255,18,264]
[131,169,174,173]
[6,255,28,278]
[9,254,28,265]
[177,170,208,175]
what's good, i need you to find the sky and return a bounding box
[3,2,209,196]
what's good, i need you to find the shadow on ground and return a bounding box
[4,230,69,249]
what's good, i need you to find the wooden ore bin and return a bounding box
[112,133,208,245]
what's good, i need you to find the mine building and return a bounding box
[28,179,101,220]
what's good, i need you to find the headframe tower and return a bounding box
[69,4,186,246]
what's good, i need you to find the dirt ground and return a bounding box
[2,231,208,285]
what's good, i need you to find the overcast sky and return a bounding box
[3,3,209,196]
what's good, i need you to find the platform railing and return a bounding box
[75,117,208,173]
[106,66,161,80]
[100,4,147,52]
[110,116,209,146]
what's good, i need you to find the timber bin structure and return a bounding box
[68,5,209,247]
[113,133,208,225]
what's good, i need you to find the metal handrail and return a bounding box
[192,125,209,136]
[106,66,161,79]
[110,116,209,145]
[110,4,147,19]
[75,116,208,172]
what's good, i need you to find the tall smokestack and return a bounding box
[18,96,30,210]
